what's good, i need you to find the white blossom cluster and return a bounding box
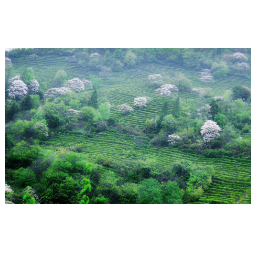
[35,122,49,138]
[155,84,178,96]
[8,79,28,100]
[67,78,85,92]
[68,109,80,118]
[90,52,100,58]
[5,57,12,65]
[200,120,221,143]
[213,96,224,101]
[192,87,212,97]
[233,52,248,60]
[28,79,40,93]
[118,104,134,113]
[82,79,93,90]
[5,184,13,193]
[8,75,21,84]
[198,69,212,84]
[134,97,150,108]
[5,184,14,204]
[44,87,71,98]
[197,104,212,119]
[148,74,163,85]
[148,74,162,81]
[28,54,38,59]
[168,134,181,144]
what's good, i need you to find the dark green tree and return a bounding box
[113,49,123,59]
[20,95,33,111]
[173,96,180,117]
[104,50,112,64]
[88,90,98,109]
[232,85,244,100]
[161,101,168,118]
[210,99,219,120]
[5,102,20,122]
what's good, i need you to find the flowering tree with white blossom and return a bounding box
[28,79,40,94]
[5,184,14,204]
[68,109,80,122]
[168,134,181,145]
[8,75,21,84]
[67,78,85,92]
[233,52,248,60]
[44,87,71,98]
[197,104,212,120]
[134,97,150,108]
[35,122,49,139]
[118,104,134,114]
[148,74,163,86]
[8,79,28,100]
[198,69,213,84]
[192,87,212,97]
[200,120,221,143]
[155,84,178,96]
[82,79,93,90]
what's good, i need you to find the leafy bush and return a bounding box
[13,168,36,189]
[150,132,169,147]
[6,141,40,169]
[136,178,162,204]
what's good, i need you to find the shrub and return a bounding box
[150,133,169,147]
[13,168,36,189]
[173,73,192,92]
[6,141,40,169]
[136,178,163,204]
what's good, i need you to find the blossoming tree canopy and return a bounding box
[82,79,93,90]
[198,69,213,84]
[67,78,85,92]
[148,74,162,83]
[200,120,222,143]
[8,75,21,84]
[28,79,40,93]
[232,52,248,60]
[118,104,134,113]
[168,134,181,144]
[8,79,28,100]
[134,97,150,107]
[155,84,178,96]
[44,87,71,98]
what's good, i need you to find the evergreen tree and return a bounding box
[21,95,33,111]
[210,99,219,120]
[173,96,180,117]
[88,90,98,109]
[161,101,168,117]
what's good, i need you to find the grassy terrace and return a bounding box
[11,55,251,204]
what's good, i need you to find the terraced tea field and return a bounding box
[11,55,251,204]
[42,130,251,204]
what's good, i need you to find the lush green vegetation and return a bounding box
[5,48,251,204]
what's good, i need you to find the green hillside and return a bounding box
[5,48,251,204]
